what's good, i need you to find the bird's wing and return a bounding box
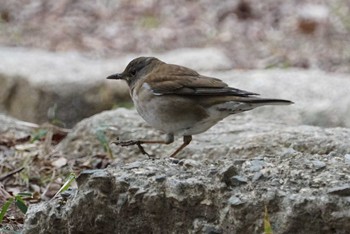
[146,64,258,97]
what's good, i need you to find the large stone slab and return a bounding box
[11,108,350,233]
[55,108,350,162]
[0,113,38,138]
[23,134,350,233]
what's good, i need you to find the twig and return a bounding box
[0,167,25,181]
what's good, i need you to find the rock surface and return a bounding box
[54,108,350,163]
[0,113,38,138]
[1,47,350,128]
[23,149,350,234]
[22,108,350,233]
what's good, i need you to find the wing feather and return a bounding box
[146,64,258,97]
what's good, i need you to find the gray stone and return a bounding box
[19,107,350,233]
[252,172,263,182]
[23,155,350,234]
[311,159,327,170]
[228,195,245,206]
[0,71,129,128]
[0,113,39,162]
[122,161,142,170]
[344,154,350,165]
[328,184,350,196]
[230,175,248,185]
[155,175,167,182]
[54,108,350,164]
[218,165,238,186]
[0,113,38,137]
[248,159,266,172]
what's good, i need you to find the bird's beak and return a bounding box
[106,73,123,80]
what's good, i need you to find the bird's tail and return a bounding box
[217,97,293,115]
[239,98,293,106]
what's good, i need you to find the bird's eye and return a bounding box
[130,70,136,76]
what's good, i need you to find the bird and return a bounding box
[107,57,293,158]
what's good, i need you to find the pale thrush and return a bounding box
[107,57,293,157]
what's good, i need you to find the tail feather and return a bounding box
[215,98,293,115]
[239,98,294,106]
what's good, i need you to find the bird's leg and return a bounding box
[169,135,192,158]
[113,134,174,157]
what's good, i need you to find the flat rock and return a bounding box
[55,108,350,163]
[0,113,38,139]
[1,107,346,233]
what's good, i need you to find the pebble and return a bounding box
[228,196,245,206]
[344,154,350,165]
[230,176,248,186]
[328,184,350,196]
[311,160,326,170]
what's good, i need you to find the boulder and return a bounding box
[0,106,344,233]
[22,108,350,233]
[0,113,38,138]
[22,114,350,233]
[55,108,350,162]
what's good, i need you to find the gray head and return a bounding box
[107,57,162,87]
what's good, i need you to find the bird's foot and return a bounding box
[113,139,140,147]
[112,139,154,158]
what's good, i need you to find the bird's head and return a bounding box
[107,57,161,87]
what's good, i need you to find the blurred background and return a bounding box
[1,0,350,71]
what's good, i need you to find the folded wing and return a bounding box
[147,64,258,97]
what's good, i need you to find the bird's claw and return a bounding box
[112,139,154,158]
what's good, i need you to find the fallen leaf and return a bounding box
[51,157,68,168]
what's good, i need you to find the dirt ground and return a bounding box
[0,0,350,72]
